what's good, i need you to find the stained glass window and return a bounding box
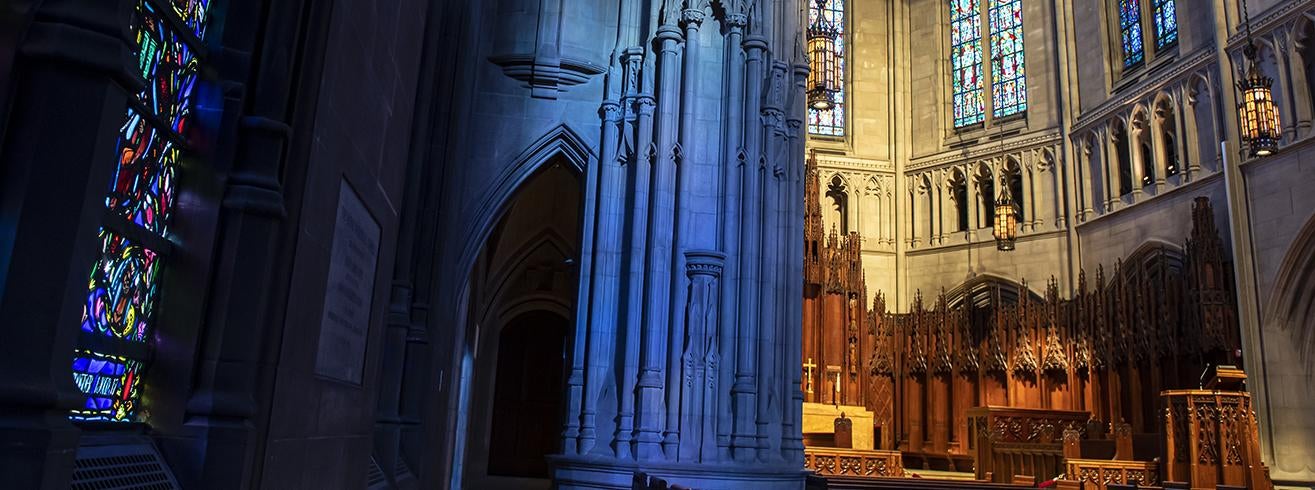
[1152,0,1177,49]
[71,0,211,423]
[82,229,162,342]
[1119,0,1144,68]
[808,0,845,136]
[951,0,1026,128]
[951,0,984,128]
[989,0,1026,119]
[71,350,144,422]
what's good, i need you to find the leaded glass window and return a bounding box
[808,0,845,136]
[72,0,212,423]
[1152,0,1177,49]
[989,0,1026,119]
[1119,0,1144,68]
[949,0,1026,128]
[951,0,984,128]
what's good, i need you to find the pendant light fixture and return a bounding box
[807,0,840,111]
[993,121,1016,252]
[993,183,1018,251]
[1237,0,1281,158]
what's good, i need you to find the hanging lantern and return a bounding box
[1237,43,1280,158]
[807,0,840,111]
[993,185,1018,252]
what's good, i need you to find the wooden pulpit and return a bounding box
[1161,368,1271,490]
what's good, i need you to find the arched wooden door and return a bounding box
[486,310,568,478]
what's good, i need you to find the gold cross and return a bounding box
[803,358,817,394]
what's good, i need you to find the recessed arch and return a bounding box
[1266,214,1315,372]
[454,124,592,283]
[449,133,587,489]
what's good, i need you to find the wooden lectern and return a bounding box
[1161,368,1271,490]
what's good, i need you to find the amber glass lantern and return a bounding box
[993,187,1017,251]
[1237,44,1280,158]
[807,0,839,111]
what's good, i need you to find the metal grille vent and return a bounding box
[72,438,179,490]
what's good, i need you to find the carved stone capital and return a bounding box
[685,250,726,278]
[682,8,705,28]
[723,13,748,30]
[600,100,623,122]
[634,94,657,115]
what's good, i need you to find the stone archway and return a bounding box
[458,161,581,490]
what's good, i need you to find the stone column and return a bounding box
[663,6,705,460]
[716,10,747,463]
[0,1,140,486]
[910,178,922,246]
[966,167,980,237]
[1287,35,1313,138]
[638,23,682,460]
[1077,139,1093,219]
[570,100,626,457]
[1129,118,1147,201]
[614,93,656,458]
[1152,107,1170,188]
[1103,126,1120,210]
[1183,87,1202,180]
[1178,86,1199,179]
[784,59,809,463]
[1271,32,1300,142]
[732,34,768,463]
[931,176,944,245]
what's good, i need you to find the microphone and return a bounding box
[1199,363,1213,389]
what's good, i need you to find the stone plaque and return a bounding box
[314,180,381,384]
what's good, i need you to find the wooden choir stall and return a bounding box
[798,153,1273,490]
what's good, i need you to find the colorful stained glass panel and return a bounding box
[1153,0,1177,49]
[989,0,1026,119]
[71,0,211,424]
[1120,0,1144,68]
[106,108,179,235]
[808,0,845,136]
[81,229,161,343]
[951,0,984,128]
[71,350,144,422]
[168,0,212,40]
[135,0,202,136]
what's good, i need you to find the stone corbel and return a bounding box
[488,0,605,99]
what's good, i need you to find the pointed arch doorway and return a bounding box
[460,160,581,489]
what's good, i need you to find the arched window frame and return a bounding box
[1154,96,1181,177]
[808,0,847,137]
[1113,120,1134,196]
[949,0,1028,131]
[1113,0,1177,75]
[826,174,850,234]
[949,170,970,232]
[1003,158,1024,223]
[976,164,996,228]
[70,0,215,424]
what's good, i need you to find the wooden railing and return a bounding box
[1064,459,1158,490]
[804,447,904,478]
